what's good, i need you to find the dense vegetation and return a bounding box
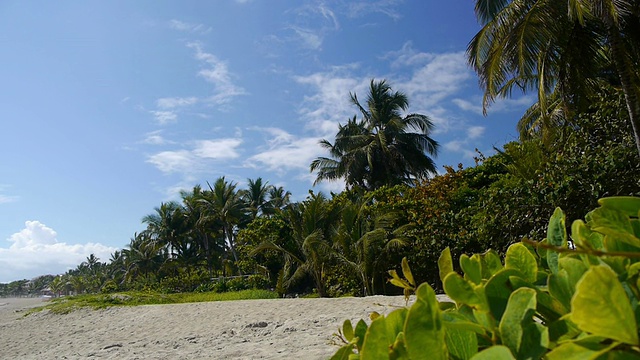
[3,1,638,324]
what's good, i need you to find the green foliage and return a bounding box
[330,197,640,359]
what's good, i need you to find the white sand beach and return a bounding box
[0,295,447,359]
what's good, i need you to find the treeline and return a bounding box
[22,82,639,298]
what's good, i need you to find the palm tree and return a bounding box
[264,186,292,216]
[142,201,189,259]
[332,197,408,296]
[240,177,273,220]
[122,232,165,283]
[252,192,339,297]
[201,177,247,264]
[468,0,640,154]
[311,79,439,191]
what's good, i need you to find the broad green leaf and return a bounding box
[547,207,567,274]
[498,288,537,356]
[331,344,355,360]
[548,318,581,343]
[548,270,573,311]
[509,275,568,319]
[443,272,484,308]
[445,327,477,360]
[384,308,408,344]
[469,346,515,360]
[559,257,587,286]
[438,247,454,284]
[481,249,503,278]
[586,207,640,248]
[401,257,415,287]
[389,333,409,360]
[404,283,446,360]
[442,311,487,336]
[343,319,354,341]
[571,265,639,345]
[484,269,522,322]
[360,316,391,360]
[388,270,411,290]
[571,219,605,251]
[519,322,549,360]
[598,197,640,218]
[505,243,537,283]
[546,342,610,360]
[354,319,368,350]
[460,254,482,285]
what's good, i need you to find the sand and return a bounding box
[0,294,448,359]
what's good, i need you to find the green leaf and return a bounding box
[389,333,409,360]
[546,342,610,360]
[354,319,368,351]
[498,287,537,356]
[469,346,515,360]
[360,317,392,360]
[443,272,484,308]
[460,254,482,285]
[548,270,573,311]
[404,283,447,360]
[481,249,503,279]
[442,311,487,336]
[505,243,537,283]
[445,327,477,360]
[331,344,355,360]
[586,207,640,248]
[598,197,640,218]
[438,247,454,284]
[343,319,354,342]
[484,269,522,322]
[401,257,415,287]
[547,207,567,274]
[571,265,639,345]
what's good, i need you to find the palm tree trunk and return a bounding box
[604,12,640,157]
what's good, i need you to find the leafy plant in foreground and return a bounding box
[330,197,640,359]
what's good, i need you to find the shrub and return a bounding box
[330,197,640,359]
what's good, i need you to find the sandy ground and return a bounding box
[0,295,448,360]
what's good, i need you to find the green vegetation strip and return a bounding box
[29,289,278,315]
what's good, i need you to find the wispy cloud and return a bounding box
[0,221,116,282]
[343,0,404,21]
[141,130,173,145]
[156,97,198,109]
[246,128,323,174]
[187,42,246,105]
[147,137,243,175]
[452,95,535,115]
[0,185,18,204]
[168,19,212,34]
[150,110,178,125]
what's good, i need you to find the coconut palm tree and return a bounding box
[469,0,640,154]
[311,79,439,191]
[240,177,273,220]
[201,177,247,264]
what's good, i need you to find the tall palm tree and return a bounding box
[201,177,247,264]
[264,186,292,215]
[142,201,188,258]
[469,0,640,154]
[311,79,439,191]
[240,177,273,220]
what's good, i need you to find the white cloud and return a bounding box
[147,150,195,173]
[289,26,323,50]
[142,130,172,145]
[150,110,178,124]
[168,19,212,34]
[0,221,116,282]
[344,0,403,21]
[0,185,18,204]
[192,139,242,159]
[467,126,485,139]
[452,98,483,115]
[156,97,198,109]
[453,95,535,115]
[246,128,324,174]
[147,138,243,174]
[187,42,246,105]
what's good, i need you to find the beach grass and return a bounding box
[28,289,279,315]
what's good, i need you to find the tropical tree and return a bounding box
[240,177,273,220]
[142,201,189,259]
[311,79,439,191]
[332,195,408,296]
[200,177,247,264]
[252,192,339,297]
[468,0,640,154]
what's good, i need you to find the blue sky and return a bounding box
[0,0,532,283]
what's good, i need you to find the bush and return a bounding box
[330,197,640,359]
